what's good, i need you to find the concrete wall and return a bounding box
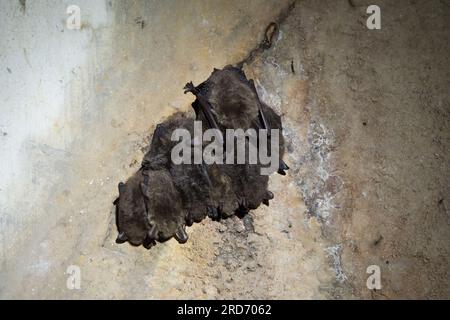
[1,0,448,299]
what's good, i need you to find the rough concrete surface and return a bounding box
[0,0,449,299]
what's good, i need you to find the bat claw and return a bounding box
[183,81,196,94]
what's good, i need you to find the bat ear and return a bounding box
[113,197,119,205]
[116,232,127,243]
[174,226,189,244]
[118,182,125,194]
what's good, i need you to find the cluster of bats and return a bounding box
[113,65,289,249]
